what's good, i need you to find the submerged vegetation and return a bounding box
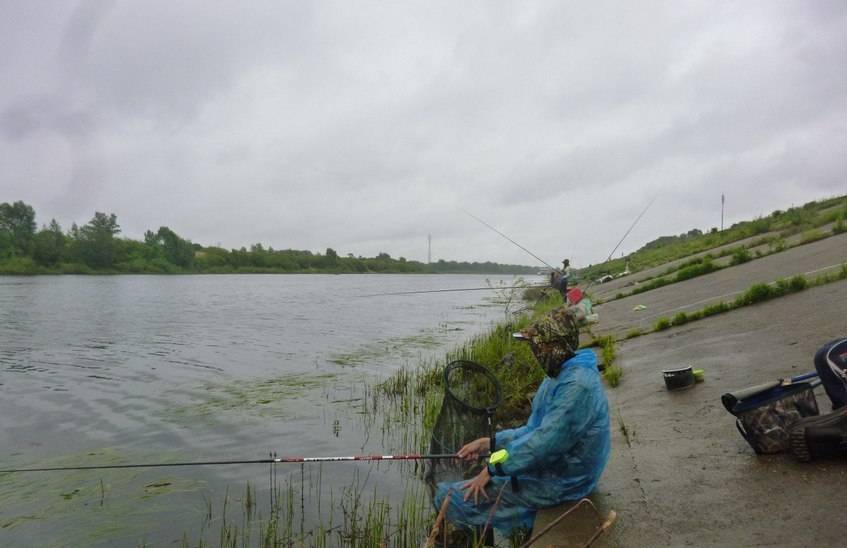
[171,289,564,546]
[0,200,535,275]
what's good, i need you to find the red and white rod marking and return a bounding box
[274,453,458,463]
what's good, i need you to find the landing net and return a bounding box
[425,360,502,491]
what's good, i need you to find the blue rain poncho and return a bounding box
[433,349,610,534]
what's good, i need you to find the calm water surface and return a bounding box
[0,274,534,546]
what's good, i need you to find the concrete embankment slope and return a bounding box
[534,236,847,547]
[588,231,783,302]
[589,220,841,304]
[590,230,847,340]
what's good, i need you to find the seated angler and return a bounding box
[432,307,611,536]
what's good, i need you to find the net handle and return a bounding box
[443,360,503,413]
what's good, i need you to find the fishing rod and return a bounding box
[0,453,463,474]
[463,209,557,271]
[581,197,656,292]
[601,197,656,265]
[356,283,548,298]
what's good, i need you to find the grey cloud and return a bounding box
[1,94,95,140]
[58,0,115,75]
[1,1,846,266]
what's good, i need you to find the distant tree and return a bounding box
[78,212,121,268]
[324,247,339,267]
[32,219,66,266]
[144,227,194,268]
[0,200,37,256]
[0,229,11,259]
[157,227,194,268]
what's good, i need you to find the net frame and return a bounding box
[426,360,503,492]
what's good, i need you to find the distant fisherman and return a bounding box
[559,259,573,299]
[550,259,573,300]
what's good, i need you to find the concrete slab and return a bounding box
[589,230,847,339]
[588,224,840,304]
[534,278,847,547]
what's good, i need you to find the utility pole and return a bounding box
[427,234,431,264]
[721,194,725,231]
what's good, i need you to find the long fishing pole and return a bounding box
[356,283,547,298]
[580,197,656,292]
[0,453,462,474]
[601,197,656,265]
[463,209,556,271]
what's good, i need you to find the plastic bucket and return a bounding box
[663,366,695,391]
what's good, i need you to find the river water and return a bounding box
[0,274,536,546]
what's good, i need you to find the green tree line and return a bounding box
[0,201,537,275]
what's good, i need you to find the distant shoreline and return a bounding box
[0,270,537,276]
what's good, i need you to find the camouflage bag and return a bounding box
[728,383,820,454]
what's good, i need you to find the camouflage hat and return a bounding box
[514,306,580,376]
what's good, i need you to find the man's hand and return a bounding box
[461,467,491,505]
[457,437,490,461]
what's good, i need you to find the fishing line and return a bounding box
[356,283,547,298]
[463,209,556,271]
[0,453,464,474]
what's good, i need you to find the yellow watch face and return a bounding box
[489,449,509,465]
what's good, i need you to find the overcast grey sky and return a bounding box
[1,1,845,266]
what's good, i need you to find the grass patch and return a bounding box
[671,312,689,326]
[640,264,847,337]
[603,365,623,388]
[600,336,622,388]
[800,229,826,244]
[730,247,752,265]
[675,256,718,281]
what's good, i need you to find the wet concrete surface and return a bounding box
[588,231,783,303]
[588,223,839,304]
[533,242,847,546]
[589,230,847,340]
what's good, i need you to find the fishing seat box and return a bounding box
[722,381,820,454]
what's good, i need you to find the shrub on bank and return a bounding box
[599,336,622,387]
[730,247,752,265]
[801,229,826,245]
[675,256,718,281]
[654,317,671,331]
[738,283,773,305]
[0,256,39,274]
[603,365,623,388]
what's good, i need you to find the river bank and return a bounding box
[536,229,847,546]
